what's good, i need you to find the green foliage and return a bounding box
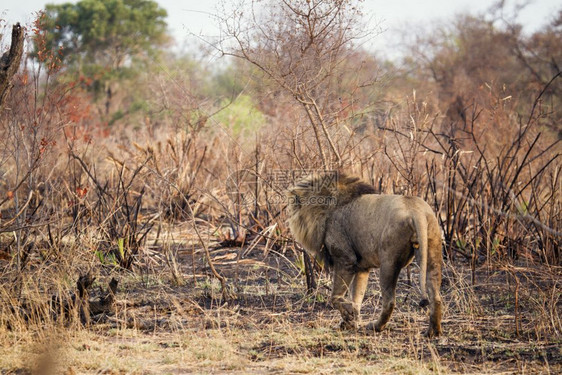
[491,237,501,256]
[455,238,468,252]
[95,249,119,267]
[94,238,126,267]
[207,64,248,99]
[214,95,265,136]
[305,292,326,304]
[294,252,305,274]
[36,0,170,120]
[117,237,125,261]
[38,0,168,68]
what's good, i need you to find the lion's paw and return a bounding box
[339,319,358,330]
[338,302,357,321]
[366,321,386,333]
[425,325,441,338]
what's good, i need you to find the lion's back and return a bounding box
[328,194,437,248]
[328,194,415,242]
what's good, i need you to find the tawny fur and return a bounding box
[287,173,375,262]
[287,172,443,337]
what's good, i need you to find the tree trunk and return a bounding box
[0,23,24,112]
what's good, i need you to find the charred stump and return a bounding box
[0,23,24,112]
[50,273,119,325]
[302,251,317,294]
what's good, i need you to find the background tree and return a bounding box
[218,0,379,168]
[37,0,169,120]
[507,9,562,138]
[404,4,562,139]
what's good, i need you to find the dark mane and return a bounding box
[335,173,376,207]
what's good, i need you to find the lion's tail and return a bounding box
[411,213,429,307]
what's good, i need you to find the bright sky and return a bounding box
[2,0,559,57]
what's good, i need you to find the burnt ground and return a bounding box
[1,233,561,374]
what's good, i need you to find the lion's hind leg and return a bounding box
[426,288,442,338]
[425,245,443,337]
[367,264,400,332]
[350,270,369,319]
[331,267,358,330]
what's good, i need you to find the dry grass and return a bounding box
[1,232,560,374]
[0,109,559,373]
[1,7,560,374]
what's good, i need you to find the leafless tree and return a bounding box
[216,0,377,168]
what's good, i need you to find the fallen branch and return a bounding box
[50,273,119,325]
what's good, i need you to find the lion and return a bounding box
[287,173,443,337]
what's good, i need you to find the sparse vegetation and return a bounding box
[0,0,560,373]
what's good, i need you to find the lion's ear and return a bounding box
[287,188,302,207]
[287,188,303,197]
